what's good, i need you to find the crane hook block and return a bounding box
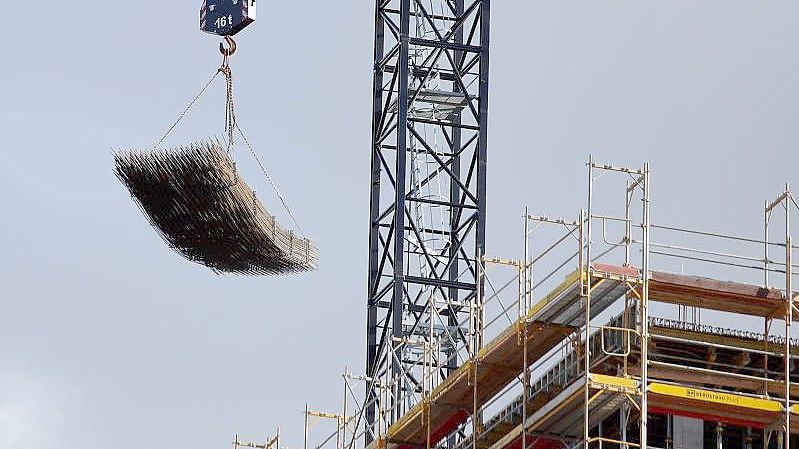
[200,0,256,37]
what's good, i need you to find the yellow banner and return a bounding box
[589,374,639,391]
[649,383,781,412]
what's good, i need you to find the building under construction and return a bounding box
[293,156,799,449]
[256,2,799,449]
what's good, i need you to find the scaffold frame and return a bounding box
[266,159,799,449]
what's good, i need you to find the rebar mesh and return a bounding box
[114,140,318,275]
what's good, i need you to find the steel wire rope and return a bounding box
[150,50,308,239]
[152,68,222,150]
[214,51,309,238]
[234,122,307,238]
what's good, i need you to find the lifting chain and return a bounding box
[219,36,237,153]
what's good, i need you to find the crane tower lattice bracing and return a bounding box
[366,0,490,443]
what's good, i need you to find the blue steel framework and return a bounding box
[366,0,490,443]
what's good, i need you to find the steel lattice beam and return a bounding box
[366,0,489,444]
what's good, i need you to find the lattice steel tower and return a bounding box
[366,0,490,443]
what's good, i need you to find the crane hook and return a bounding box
[220,36,237,57]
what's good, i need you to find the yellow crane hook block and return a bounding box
[114,139,318,275]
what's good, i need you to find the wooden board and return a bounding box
[648,271,791,319]
[385,322,573,449]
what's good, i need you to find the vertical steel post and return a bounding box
[378,379,384,439]
[389,0,412,423]
[765,201,771,396]
[765,318,772,395]
[471,259,478,356]
[342,368,348,449]
[625,181,632,267]
[766,200,771,288]
[337,414,342,449]
[666,414,672,449]
[304,403,309,449]
[620,403,628,449]
[365,0,385,437]
[473,354,479,449]
[583,158,593,449]
[448,0,466,377]
[785,185,792,449]
[525,208,532,313]
[477,0,491,299]
[475,1,491,394]
[522,211,529,449]
[640,163,651,449]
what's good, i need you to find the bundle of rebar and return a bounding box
[114,140,318,275]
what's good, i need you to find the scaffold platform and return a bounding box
[460,312,799,449]
[377,267,794,449]
[285,160,799,449]
[379,264,638,449]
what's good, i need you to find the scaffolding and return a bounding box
[265,157,799,449]
[234,429,281,449]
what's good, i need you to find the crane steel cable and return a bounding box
[235,122,307,239]
[152,68,221,150]
[150,45,307,239]
[219,53,307,238]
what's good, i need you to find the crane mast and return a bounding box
[365,0,491,444]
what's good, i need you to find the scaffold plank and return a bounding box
[648,271,790,318]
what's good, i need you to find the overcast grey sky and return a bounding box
[2,2,799,449]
